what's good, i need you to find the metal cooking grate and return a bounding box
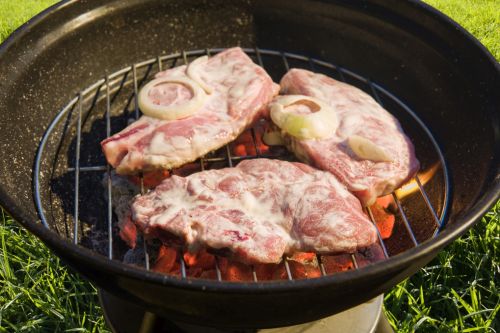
[34,48,450,282]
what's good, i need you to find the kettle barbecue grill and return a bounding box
[0,0,498,329]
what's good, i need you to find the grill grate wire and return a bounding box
[105,75,114,260]
[73,92,82,245]
[365,207,389,259]
[34,48,450,282]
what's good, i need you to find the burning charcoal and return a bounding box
[183,249,216,270]
[218,258,254,282]
[152,245,179,274]
[370,195,396,239]
[355,244,386,268]
[127,169,170,189]
[322,254,356,274]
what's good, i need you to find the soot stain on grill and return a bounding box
[46,79,143,252]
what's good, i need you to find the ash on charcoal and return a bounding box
[102,171,140,221]
[123,242,146,267]
[123,238,163,267]
[82,171,142,260]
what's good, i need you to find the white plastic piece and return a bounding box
[348,135,393,162]
[138,77,207,120]
[269,95,338,140]
[186,55,213,94]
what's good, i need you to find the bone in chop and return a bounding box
[272,69,420,206]
[101,47,279,174]
[127,159,378,264]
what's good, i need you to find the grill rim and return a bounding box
[0,0,497,304]
[16,196,498,294]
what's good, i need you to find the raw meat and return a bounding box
[128,159,378,264]
[274,69,420,206]
[101,48,279,174]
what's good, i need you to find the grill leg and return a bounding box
[138,312,157,333]
[375,311,395,333]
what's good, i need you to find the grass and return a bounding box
[0,0,498,332]
[0,212,107,332]
[0,0,59,42]
[423,0,500,60]
[384,3,500,332]
[384,203,499,332]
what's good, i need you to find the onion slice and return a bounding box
[269,95,338,140]
[348,135,393,162]
[138,77,207,120]
[186,55,213,94]
[262,126,285,146]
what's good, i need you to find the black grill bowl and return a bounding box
[0,0,498,328]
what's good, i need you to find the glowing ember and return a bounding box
[127,170,170,188]
[322,254,355,273]
[118,213,137,248]
[183,249,216,269]
[396,163,439,198]
[287,261,322,279]
[369,195,396,239]
[232,122,270,156]
[254,263,280,280]
[152,245,178,274]
[218,258,254,281]
[172,162,202,177]
[150,246,347,281]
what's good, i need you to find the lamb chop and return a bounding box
[269,69,420,206]
[101,47,279,174]
[124,159,378,264]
